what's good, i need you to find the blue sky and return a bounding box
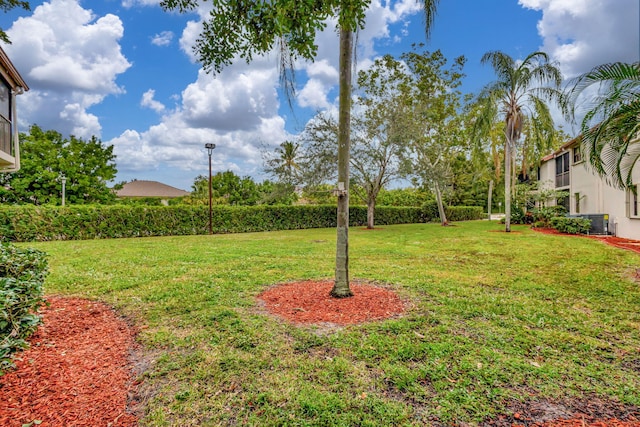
[2,0,639,191]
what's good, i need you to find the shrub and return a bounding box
[550,217,592,235]
[533,220,548,229]
[0,243,48,373]
[531,206,567,227]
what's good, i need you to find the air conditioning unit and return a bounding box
[568,214,609,235]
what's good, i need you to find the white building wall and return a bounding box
[538,145,640,240]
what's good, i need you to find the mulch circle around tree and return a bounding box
[2,280,639,426]
[257,279,406,325]
[0,296,138,427]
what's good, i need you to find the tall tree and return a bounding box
[473,51,564,232]
[161,0,440,297]
[353,55,410,229]
[399,49,466,226]
[564,62,640,189]
[300,55,410,229]
[0,125,117,205]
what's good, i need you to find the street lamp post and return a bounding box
[205,143,216,234]
[60,174,67,206]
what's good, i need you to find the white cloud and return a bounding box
[519,0,640,77]
[141,89,166,113]
[151,30,174,47]
[297,79,332,109]
[111,62,290,181]
[122,0,160,7]
[181,67,280,131]
[5,0,131,138]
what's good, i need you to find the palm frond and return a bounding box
[419,0,441,38]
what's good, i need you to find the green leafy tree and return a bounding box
[300,55,410,229]
[189,171,261,206]
[0,0,29,43]
[565,62,640,189]
[161,0,440,297]
[473,51,565,232]
[256,180,298,205]
[0,125,117,205]
[399,49,467,226]
[377,187,433,207]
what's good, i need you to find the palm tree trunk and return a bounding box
[504,130,512,232]
[331,28,353,298]
[487,179,493,220]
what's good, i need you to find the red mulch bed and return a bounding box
[533,227,640,254]
[0,296,138,427]
[2,280,638,426]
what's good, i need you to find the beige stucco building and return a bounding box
[538,137,640,240]
[0,46,28,172]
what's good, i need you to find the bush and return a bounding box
[1,243,48,373]
[550,217,592,235]
[531,206,567,227]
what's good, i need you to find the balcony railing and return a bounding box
[555,171,570,188]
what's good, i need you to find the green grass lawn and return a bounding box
[24,221,640,426]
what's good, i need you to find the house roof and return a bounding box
[115,180,190,198]
[0,46,28,91]
[541,135,580,162]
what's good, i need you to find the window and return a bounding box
[629,185,640,218]
[573,146,582,164]
[555,152,570,187]
[574,192,581,214]
[0,77,11,156]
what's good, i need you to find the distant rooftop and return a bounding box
[115,180,190,198]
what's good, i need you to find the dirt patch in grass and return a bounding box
[484,396,640,427]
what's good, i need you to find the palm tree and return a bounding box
[565,62,640,189]
[474,51,564,232]
[265,140,301,185]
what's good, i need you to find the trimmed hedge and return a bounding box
[0,204,483,242]
[445,206,484,222]
[1,243,48,373]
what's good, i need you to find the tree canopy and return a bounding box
[0,125,118,205]
[0,0,29,43]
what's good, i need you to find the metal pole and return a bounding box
[205,143,216,234]
[61,175,66,206]
[208,151,212,234]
